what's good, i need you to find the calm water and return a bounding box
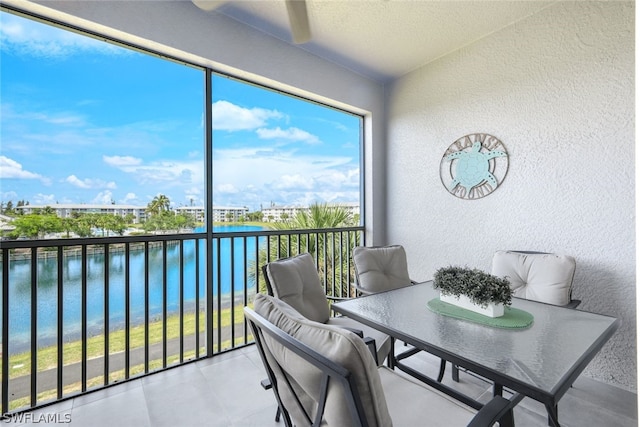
[2,225,265,353]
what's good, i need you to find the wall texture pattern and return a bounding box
[386,1,635,390]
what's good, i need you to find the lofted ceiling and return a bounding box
[191,0,555,82]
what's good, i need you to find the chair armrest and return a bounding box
[352,283,374,296]
[363,336,378,365]
[340,326,364,338]
[326,295,351,302]
[564,299,581,309]
[467,396,515,427]
[352,281,418,297]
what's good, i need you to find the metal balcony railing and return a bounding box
[0,226,363,414]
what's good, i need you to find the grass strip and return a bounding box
[5,303,250,378]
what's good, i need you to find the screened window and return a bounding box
[0,11,362,235]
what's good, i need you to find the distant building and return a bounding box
[262,202,360,223]
[17,204,147,223]
[175,206,205,222]
[261,205,305,223]
[17,204,250,224]
[174,206,249,222]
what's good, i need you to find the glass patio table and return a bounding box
[332,281,619,427]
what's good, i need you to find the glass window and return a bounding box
[0,11,204,237]
[211,75,362,225]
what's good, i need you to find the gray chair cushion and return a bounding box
[263,253,330,323]
[353,245,412,294]
[491,250,576,306]
[254,293,392,426]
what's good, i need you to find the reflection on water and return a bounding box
[1,225,265,353]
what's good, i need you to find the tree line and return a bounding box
[2,195,196,240]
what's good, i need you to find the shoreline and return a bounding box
[5,291,257,356]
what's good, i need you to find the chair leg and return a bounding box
[437,359,447,382]
[452,364,460,382]
[261,378,282,422]
[387,337,396,369]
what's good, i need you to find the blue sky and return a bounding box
[0,11,361,212]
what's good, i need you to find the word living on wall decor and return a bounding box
[440,133,509,200]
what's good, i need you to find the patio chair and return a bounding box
[353,245,449,381]
[491,250,580,308]
[262,252,391,365]
[245,293,516,427]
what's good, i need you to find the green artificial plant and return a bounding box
[433,266,513,308]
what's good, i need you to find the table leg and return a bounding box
[493,383,503,397]
[546,403,560,427]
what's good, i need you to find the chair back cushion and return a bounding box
[353,245,412,293]
[491,251,576,306]
[263,253,330,323]
[253,293,392,427]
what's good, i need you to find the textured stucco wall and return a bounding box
[386,1,635,390]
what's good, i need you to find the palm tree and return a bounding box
[146,194,171,216]
[254,202,360,296]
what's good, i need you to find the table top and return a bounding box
[332,282,619,400]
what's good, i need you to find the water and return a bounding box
[2,225,266,354]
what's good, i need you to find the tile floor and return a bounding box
[3,345,637,426]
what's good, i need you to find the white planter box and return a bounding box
[440,292,504,318]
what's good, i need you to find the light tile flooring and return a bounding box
[3,345,637,427]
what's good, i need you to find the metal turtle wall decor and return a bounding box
[440,133,509,200]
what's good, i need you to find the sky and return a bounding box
[0,11,361,212]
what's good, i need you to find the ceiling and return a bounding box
[191,0,555,82]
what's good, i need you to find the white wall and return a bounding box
[14,0,388,244]
[386,1,635,390]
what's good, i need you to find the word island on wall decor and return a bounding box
[440,133,509,200]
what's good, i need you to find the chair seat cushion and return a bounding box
[379,367,475,426]
[491,251,576,306]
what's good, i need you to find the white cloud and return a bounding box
[212,100,283,131]
[0,155,51,184]
[91,190,114,205]
[1,190,18,201]
[121,193,138,204]
[65,174,117,190]
[216,183,239,194]
[183,188,203,207]
[315,168,360,189]
[0,13,126,58]
[33,193,56,205]
[256,127,320,144]
[103,155,143,167]
[104,154,204,189]
[273,174,315,190]
[210,146,359,209]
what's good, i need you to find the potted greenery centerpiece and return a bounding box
[433,266,513,318]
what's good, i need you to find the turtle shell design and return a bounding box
[446,141,506,193]
[440,134,509,200]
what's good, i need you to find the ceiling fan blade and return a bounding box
[285,0,311,44]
